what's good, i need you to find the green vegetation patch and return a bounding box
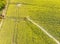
[0,0,6,11]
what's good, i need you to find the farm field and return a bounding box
[0,0,60,44]
[0,18,57,44]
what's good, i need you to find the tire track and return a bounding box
[26,17,60,44]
